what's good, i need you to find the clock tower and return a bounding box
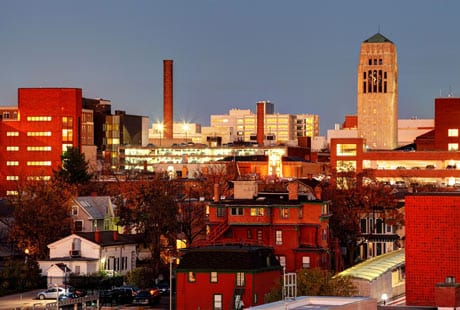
[357,33,398,150]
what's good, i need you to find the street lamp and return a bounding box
[169,256,177,310]
[183,123,190,142]
[157,122,164,146]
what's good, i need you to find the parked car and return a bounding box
[36,287,66,300]
[59,292,78,301]
[132,288,161,305]
[157,281,170,296]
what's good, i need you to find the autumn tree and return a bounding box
[176,181,208,247]
[8,179,76,259]
[322,169,404,267]
[117,177,178,275]
[54,147,93,185]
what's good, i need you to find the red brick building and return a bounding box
[0,88,82,196]
[405,193,460,306]
[176,245,282,309]
[205,180,331,273]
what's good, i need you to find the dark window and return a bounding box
[384,81,387,93]
[379,59,383,65]
[247,230,252,239]
[231,207,243,216]
[373,59,377,65]
[74,221,83,232]
[363,82,367,93]
[361,219,367,234]
[368,59,372,65]
[217,208,225,217]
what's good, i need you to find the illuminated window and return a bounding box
[275,230,283,245]
[188,272,196,283]
[448,129,459,137]
[280,208,289,219]
[6,161,19,166]
[6,131,19,136]
[27,132,51,136]
[336,144,357,156]
[302,256,310,268]
[27,116,51,121]
[213,294,222,310]
[6,176,18,181]
[250,208,264,216]
[6,146,19,151]
[448,143,459,151]
[336,160,356,171]
[62,144,73,153]
[278,255,286,267]
[6,191,18,196]
[26,161,52,166]
[210,272,218,283]
[236,272,245,286]
[27,146,52,151]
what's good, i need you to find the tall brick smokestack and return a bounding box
[257,101,265,145]
[163,59,173,139]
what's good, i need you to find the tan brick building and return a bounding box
[357,33,398,150]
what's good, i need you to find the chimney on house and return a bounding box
[94,230,101,243]
[163,59,173,140]
[256,101,265,146]
[435,276,460,308]
[288,182,299,200]
[113,230,118,241]
[213,184,220,202]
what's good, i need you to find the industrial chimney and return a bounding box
[256,101,265,145]
[163,59,173,139]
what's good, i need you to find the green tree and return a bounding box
[55,147,93,185]
[9,179,75,259]
[265,268,357,303]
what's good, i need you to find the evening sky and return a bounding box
[1,0,459,135]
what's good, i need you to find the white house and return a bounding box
[38,231,138,286]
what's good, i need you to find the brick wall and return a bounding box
[405,193,460,306]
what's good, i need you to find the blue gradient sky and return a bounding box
[1,0,459,135]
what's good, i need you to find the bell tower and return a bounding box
[357,33,398,150]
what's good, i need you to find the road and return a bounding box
[0,290,171,310]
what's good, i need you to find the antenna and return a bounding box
[378,24,381,33]
[448,85,453,97]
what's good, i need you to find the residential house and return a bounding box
[205,180,331,273]
[70,196,118,232]
[176,245,282,310]
[38,231,137,286]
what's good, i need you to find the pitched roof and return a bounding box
[177,245,281,271]
[76,196,114,219]
[363,33,393,43]
[75,231,137,247]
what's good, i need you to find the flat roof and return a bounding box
[337,249,405,281]
[247,296,376,309]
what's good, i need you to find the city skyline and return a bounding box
[1,1,460,135]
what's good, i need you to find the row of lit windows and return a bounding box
[27,161,52,166]
[6,146,52,151]
[5,176,50,181]
[6,131,19,136]
[27,116,52,121]
[27,132,52,136]
[28,146,52,151]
